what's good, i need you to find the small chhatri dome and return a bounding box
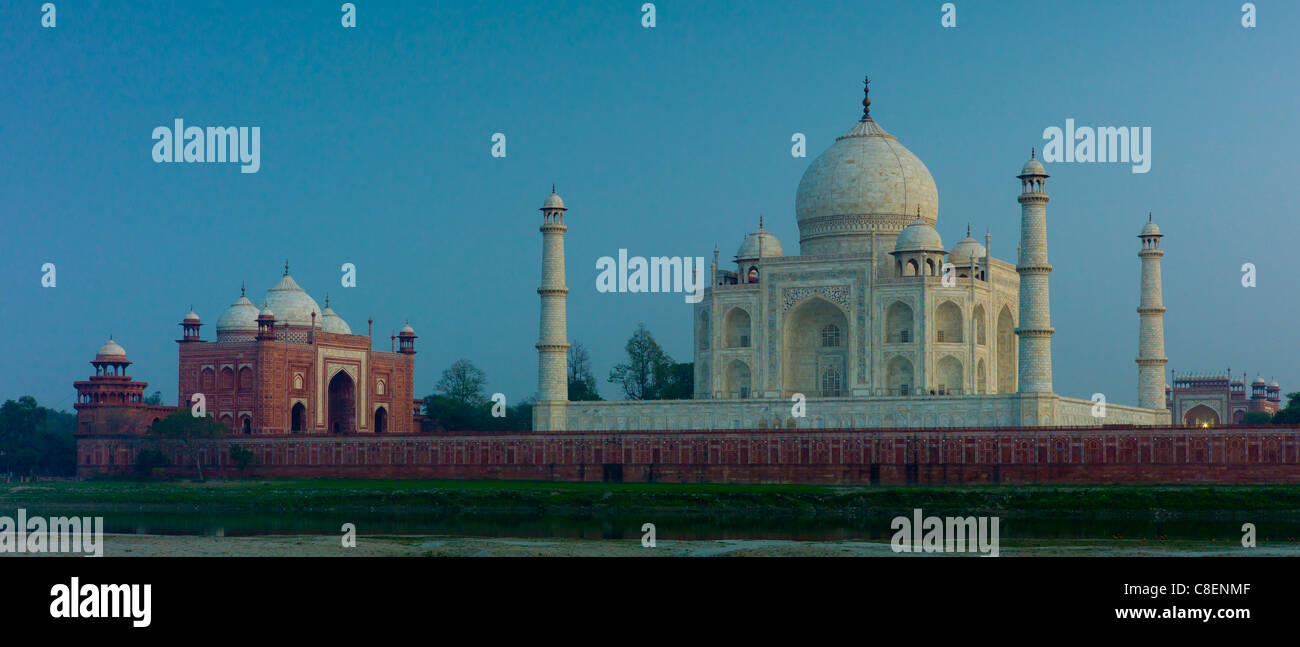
[1271,379,1280,388]
[400,322,415,335]
[948,225,987,265]
[320,294,352,335]
[259,303,275,318]
[216,292,260,333]
[1253,375,1267,385]
[95,338,127,361]
[894,216,944,253]
[542,185,566,211]
[1140,213,1162,237]
[1019,148,1048,177]
[184,308,200,322]
[735,217,785,260]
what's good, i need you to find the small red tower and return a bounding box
[178,308,203,343]
[397,323,417,354]
[256,305,277,341]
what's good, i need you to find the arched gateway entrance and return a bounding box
[328,371,357,433]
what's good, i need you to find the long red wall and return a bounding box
[76,425,1300,484]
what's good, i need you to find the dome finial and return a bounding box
[284,259,289,276]
[325,293,330,307]
[759,214,764,230]
[1031,147,1036,160]
[966,223,971,237]
[551,183,556,194]
[240,281,245,297]
[860,75,871,121]
[1148,211,1153,222]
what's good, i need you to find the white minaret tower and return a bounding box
[1136,214,1168,411]
[1016,150,1054,393]
[534,186,570,431]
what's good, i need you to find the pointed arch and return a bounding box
[328,372,356,433]
[936,356,963,395]
[723,307,752,348]
[996,306,1016,393]
[886,356,914,396]
[886,301,914,344]
[725,360,752,398]
[935,301,963,343]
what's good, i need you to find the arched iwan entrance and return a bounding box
[291,402,306,432]
[328,371,357,433]
[374,406,388,433]
[782,297,849,397]
[1184,404,1220,427]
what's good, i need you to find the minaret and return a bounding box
[1015,150,1054,393]
[534,186,570,431]
[1136,214,1168,411]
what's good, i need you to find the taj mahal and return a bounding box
[533,78,1173,432]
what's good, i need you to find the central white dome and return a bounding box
[795,88,939,256]
[263,273,322,328]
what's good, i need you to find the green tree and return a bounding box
[436,358,488,405]
[230,444,256,472]
[1242,411,1274,425]
[144,391,165,406]
[656,361,695,400]
[568,341,602,401]
[0,396,76,477]
[1274,393,1300,425]
[420,394,533,432]
[608,324,674,400]
[134,447,168,479]
[0,396,44,475]
[148,411,228,481]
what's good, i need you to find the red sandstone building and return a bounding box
[175,266,419,435]
[1166,370,1281,426]
[76,265,421,473]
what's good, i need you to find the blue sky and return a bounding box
[2,0,1296,411]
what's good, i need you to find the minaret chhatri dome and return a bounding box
[95,338,127,361]
[948,225,988,265]
[735,216,784,260]
[795,76,940,256]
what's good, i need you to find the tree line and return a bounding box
[422,322,692,431]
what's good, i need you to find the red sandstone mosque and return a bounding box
[75,263,421,449]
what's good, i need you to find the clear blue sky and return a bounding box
[2,0,1296,412]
